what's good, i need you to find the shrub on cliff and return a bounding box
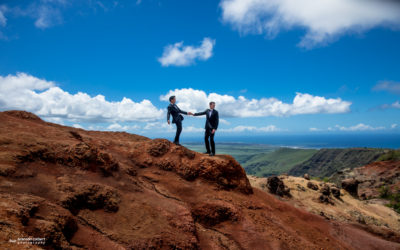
[380,185,400,214]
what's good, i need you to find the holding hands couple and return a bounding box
[167,96,219,156]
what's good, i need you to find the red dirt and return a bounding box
[0,110,399,249]
[354,161,400,199]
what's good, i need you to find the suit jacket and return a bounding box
[194,109,219,130]
[167,103,188,124]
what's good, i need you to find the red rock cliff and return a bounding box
[0,111,399,249]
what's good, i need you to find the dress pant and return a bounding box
[174,121,182,143]
[204,128,215,154]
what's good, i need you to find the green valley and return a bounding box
[242,147,318,177]
[185,143,388,178]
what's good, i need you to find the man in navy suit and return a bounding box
[167,96,192,145]
[194,102,219,156]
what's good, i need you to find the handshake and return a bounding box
[167,112,195,125]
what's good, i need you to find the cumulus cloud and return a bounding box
[0,73,164,123]
[144,122,280,134]
[158,38,215,67]
[312,123,398,132]
[106,123,140,131]
[220,125,280,133]
[373,81,400,95]
[144,121,204,133]
[330,123,385,131]
[184,126,205,133]
[379,101,400,110]
[72,123,84,129]
[144,121,172,131]
[220,0,400,48]
[44,117,65,124]
[160,88,351,117]
[219,118,231,125]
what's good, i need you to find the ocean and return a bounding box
[179,134,400,149]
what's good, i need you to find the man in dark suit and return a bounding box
[167,96,192,146]
[194,101,219,156]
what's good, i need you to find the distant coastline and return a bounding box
[177,134,400,149]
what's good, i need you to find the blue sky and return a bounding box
[0,0,400,138]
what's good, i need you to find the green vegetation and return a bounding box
[184,143,276,164]
[380,185,400,214]
[185,143,318,177]
[243,147,317,177]
[185,143,316,176]
[310,176,329,182]
[185,143,389,179]
[377,149,400,162]
[288,148,386,178]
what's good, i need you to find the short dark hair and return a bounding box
[169,96,176,102]
[209,101,215,105]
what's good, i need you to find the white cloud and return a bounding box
[158,38,215,67]
[220,125,281,133]
[106,123,140,131]
[43,116,65,125]
[184,126,204,133]
[160,88,351,117]
[333,123,385,131]
[3,0,115,31]
[143,121,203,133]
[314,123,397,132]
[0,6,7,27]
[86,123,141,132]
[107,123,124,131]
[7,1,65,29]
[392,101,400,109]
[88,125,102,131]
[373,81,400,95]
[72,123,84,129]
[0,73,164,123]
[379,101,400,110]
[34,5,63,29]
[220,0,400,48]
[144,121,172,131]
[219,118,231,125]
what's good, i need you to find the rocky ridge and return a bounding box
[0,110,399,249]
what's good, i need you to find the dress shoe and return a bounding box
[209,153,215,156]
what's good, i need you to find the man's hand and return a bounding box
[188,112,193,116]
[212,129,216,134]
[167,120,170,125]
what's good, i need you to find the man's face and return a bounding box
[209,103,215,109]
[171,98,176,104]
